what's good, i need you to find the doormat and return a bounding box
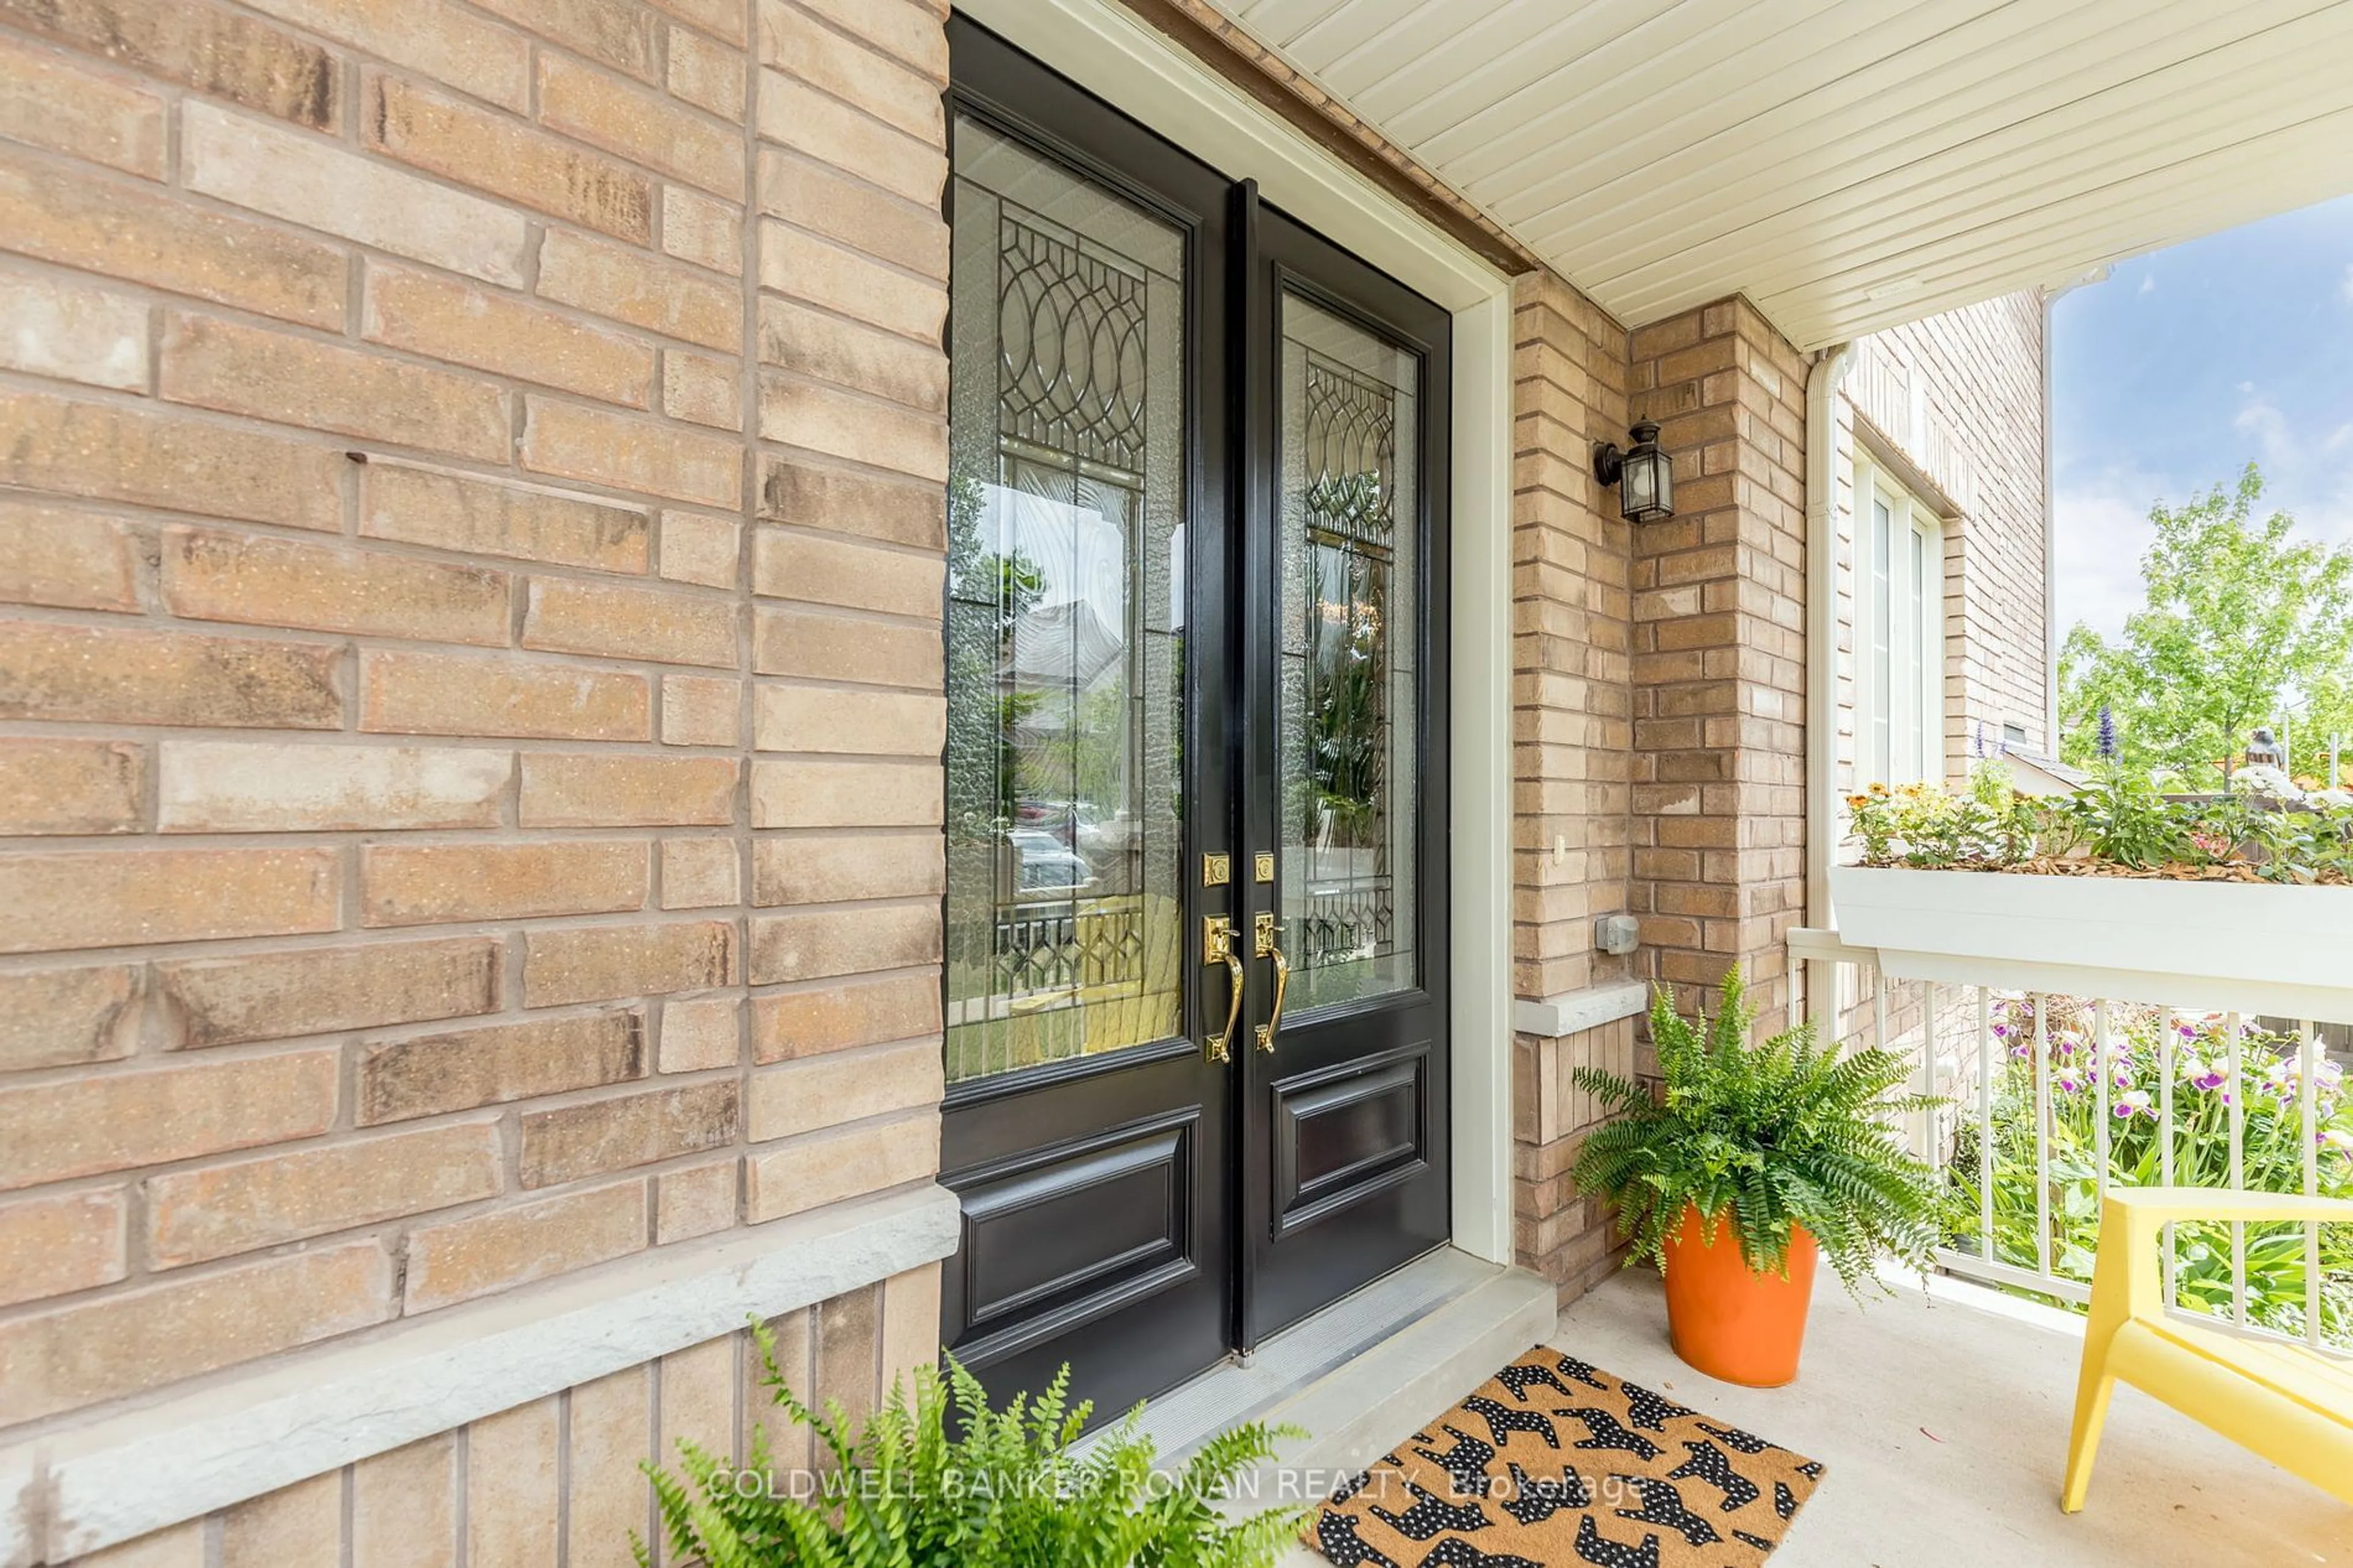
[1303,1346,1824,1568]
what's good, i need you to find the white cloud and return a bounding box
[2137,272,2157,295]
[2219,392,2353,546]
[2053,483,2160,641]
[2232,390,2297,467]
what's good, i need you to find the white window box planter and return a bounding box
[1828,863,2353,1021]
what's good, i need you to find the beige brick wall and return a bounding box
[1510,271,1635,1008]
[1507,270,1644,1296]
[0,0,951,1449]
[1838,292,2050,783]
[66,1268,941,1568]
[1513,1012,1640,1300]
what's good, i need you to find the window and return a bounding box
[1856,458,1945,786]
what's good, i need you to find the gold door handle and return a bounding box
[1203,915,1243,1064]
[1254,912,1289,1054]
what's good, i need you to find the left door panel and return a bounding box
[936,18,1238,1423]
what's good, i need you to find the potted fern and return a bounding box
[1569,966,1939,1387]
[640,1322,1306,1567]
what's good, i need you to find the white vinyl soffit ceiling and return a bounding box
[1205,0,2353,348]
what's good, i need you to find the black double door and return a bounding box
[936,19,1451,1423]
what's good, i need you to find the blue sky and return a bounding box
[2052,193,2353,639]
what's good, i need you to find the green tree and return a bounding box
[2058,466,2353,784]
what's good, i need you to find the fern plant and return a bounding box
[1569,965,1941,1297]
[639,1323,1306,1568]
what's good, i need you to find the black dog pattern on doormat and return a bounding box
[1303,1347,1825,1568]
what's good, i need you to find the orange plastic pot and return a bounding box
[1661,1205,1818,1388]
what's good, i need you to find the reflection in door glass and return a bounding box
[942,116,1186,1084]
[1278,293,1417,1011]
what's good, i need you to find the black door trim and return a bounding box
[938,15,1455,1414]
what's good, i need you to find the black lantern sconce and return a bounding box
[1593,419,1673,523]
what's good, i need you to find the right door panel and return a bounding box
[1240,200,1452,1346]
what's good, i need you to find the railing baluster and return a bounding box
[2301,1020,2322,1350]
[2158,1007,2177,1308]
[2093,999,2110,1202]
[1977,988,1993,1265]
[1921,982,1942,1180]
[1872,967,1887,1062]
[2227,1010,2246,1327]
[2034,995,2052,1284]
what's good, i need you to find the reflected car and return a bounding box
[1007,828,1093,896]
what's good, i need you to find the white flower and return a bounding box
[2309,787,2353,811]
[2231,763,2300,800]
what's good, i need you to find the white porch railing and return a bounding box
[1787,929,2351,1353]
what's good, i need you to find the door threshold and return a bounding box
[1104,1248,1556,1488]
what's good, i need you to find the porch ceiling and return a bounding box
[1205,0,2353,347]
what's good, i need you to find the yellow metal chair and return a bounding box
[2063,1187,2353,1512]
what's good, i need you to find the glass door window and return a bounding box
[1277,292,1420,1012]
[943,118,1188,1084]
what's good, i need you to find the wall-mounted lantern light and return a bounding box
[1593,419,1673,523]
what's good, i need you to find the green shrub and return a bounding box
[1844,763,2353,883]
[640,1327,1306,1568]
[1569,966,1941,1296]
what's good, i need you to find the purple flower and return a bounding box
[2115,1091,2153,1119]
[2097,703,2117,762]
[2056,1072,2085,1094]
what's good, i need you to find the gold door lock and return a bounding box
[1253,911,1289,1054]
[1202,915,1243,1064]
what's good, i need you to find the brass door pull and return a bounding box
[1203,915,1243,1064]
[1253,912,1289,1054]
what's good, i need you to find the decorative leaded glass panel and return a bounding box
[1277,292,1419,1011]
[942,116,1187,1083]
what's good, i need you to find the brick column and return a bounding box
[1626,298,1811,1029]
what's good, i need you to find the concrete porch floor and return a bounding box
[1548,1268,2349,1567]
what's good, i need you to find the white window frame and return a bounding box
[1855,456,1946,787]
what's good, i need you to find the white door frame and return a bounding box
[952,0,1518,1265]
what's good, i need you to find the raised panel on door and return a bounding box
[936,17,1238,1423]
[1237,198,1452,1347]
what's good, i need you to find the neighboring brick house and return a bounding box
[0,2,2284,1564]
[1835,295,2053,790]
